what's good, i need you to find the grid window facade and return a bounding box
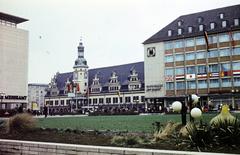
[219,48,230,57]
[209,64,219,72]
[175,67,184,75]
[174,40,184,48]
[196,37,205,45]
[165,55,173,62]
[166,82,174,90]
[222,78,231,87]
[185,39,194,47]
[210,79,219,88]
[187,81,196,89]
[186,52,195,60]
[197,65,207,74]
[198,80,207,89]
[196,51,206,59]
[176,81,185,90]
[165,68,174,76]
[175,54,184,61]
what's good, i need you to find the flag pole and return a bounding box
[204,31,209,52]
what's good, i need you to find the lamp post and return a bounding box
[172,94,202,125]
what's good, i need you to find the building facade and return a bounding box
[45,42,145,114]
[0,12,28,110]
[143,5,240,110]
[28,84,48,111]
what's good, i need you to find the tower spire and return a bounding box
[74,39,88,68]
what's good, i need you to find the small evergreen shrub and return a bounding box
[7,113,36,133]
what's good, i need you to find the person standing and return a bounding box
[43,105,48,118]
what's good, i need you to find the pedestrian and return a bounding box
[43,105,48,118]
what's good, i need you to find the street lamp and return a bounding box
[172,94,202,125]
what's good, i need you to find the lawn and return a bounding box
[37,113,235,133]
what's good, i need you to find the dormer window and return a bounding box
[199,24,204,31]
[220,13,224,19]
[234,19,239,26]
[210,22,215,30]
[222,20,227,28]
[188,26,193,33]
[178,20,182,26]
[168,30,172,36]
[198,17,203,23]
[177,28,182,35]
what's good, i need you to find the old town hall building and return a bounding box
[45,42,145,113]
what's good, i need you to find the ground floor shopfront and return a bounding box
[145,92,240,112]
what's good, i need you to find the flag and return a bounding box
[209,72,219,77]
[233,70,240,76]
[175,75,185,80]
[197,74,207,79]
[186,74,196,80]
[77,83,80,92]
[165,75,174,82]
[204,31,209,52]
[220,71,232,77]
[229,30,235,49]
[67,84,71,92]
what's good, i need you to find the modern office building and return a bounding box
[0,12,29,110]
[143,5,240,109]
[45,42,145,113]
[28,84,48,111]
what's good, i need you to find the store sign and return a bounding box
[1,95,27,100]
[146,84,163,91]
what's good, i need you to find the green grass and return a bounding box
[37,113,240,133]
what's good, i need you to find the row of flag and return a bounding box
[165,70,240,81]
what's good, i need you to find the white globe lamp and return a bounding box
[190,107,202,118]
[172,101,182,112]
[191,94,199,104]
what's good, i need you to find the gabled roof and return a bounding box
[54,61,144,92]
[143,4,240,44]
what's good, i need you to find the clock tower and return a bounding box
[73,41,88,95]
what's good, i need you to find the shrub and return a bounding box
[111,136,126,146]
[7,113,36,133]
[186,122,212,150]
[153,121,181,141]
[0,119,7,133]
[111,135,144,146]
[211,118,240,146]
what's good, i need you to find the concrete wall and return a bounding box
[0,139,236,155]
[0,23,28,106]
[144,42,165,98]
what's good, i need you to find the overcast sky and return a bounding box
[0,0,240,84]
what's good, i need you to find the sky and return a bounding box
[0,0,240,84]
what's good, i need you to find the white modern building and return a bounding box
[28,83,48,111]
[143,5,240,110]
[0,12,29,110]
